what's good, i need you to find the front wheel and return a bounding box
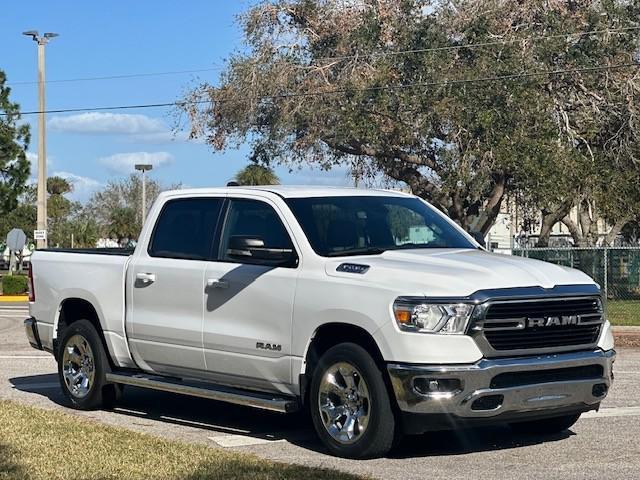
[309,343,398,459]
[57,319,120,410]
[509,413,581,435]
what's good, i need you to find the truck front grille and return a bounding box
[477,297,604,353]
[484,324,601,350]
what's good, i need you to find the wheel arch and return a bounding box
[55,297,113,367]
[300,322,388,406]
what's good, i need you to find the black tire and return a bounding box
[509,413,581,435]
[57,319,116,410]
[309,342,397,459]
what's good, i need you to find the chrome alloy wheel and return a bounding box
[62,334,95,398]
[318,361,371,444]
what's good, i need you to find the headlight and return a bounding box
[393,299,474,334]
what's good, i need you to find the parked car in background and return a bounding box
[2,244,33,271]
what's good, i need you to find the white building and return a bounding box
[487,198,611,252]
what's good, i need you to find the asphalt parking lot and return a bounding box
[1,303,639,480]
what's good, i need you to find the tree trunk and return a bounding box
[537,215,556,247]
[604,217,629,246]
[561,215,587,247]
[577,199,596,246]
[536,198,574,247]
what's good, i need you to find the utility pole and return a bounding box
[135,164,153,225]
[23,30,58,249]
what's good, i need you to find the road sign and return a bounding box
[33,230,47,241]
[6,228,27,252]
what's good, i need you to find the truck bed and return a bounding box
[29,249,133,366]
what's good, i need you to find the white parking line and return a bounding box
[0,355,50,359]
[12,382,59,390]
[161,416,251,434]
[582,406,640,418]
[208,434,287,448]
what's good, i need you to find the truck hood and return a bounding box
[325,248,596,297]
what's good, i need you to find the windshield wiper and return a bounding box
[326,247,387,257]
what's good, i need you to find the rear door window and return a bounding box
[148,198,224,260]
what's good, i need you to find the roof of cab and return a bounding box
[161,185,414,199]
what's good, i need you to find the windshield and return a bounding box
[286,196,475,257]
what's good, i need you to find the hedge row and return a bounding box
[1,275,28,295]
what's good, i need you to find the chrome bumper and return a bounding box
[24,317,43,351]
[387,349,615,418]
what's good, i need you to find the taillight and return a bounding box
[28,262,35,302]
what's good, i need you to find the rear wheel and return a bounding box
[57,319,120,410]
[509,413,581,435]
[310,343,397,458]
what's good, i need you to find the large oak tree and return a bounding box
[182,0,640,236]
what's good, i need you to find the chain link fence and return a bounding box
[512,247,640,326]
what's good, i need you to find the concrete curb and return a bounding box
[613,326,640,348]
[0,295,28,302]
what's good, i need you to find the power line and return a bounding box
[6,25,639,87]
[7,67,224,86]
[308,25,640,63]
[3,62,639,117]
[9,102,179,115]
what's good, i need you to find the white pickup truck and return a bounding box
[24,186,615,458]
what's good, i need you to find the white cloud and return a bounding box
[98,151,173,174]
[49,112,167,135]
[25,151,54,178]
[26,151,37,177]
[47,112,199,146]
[127,130,192,144]
[53,171,103,202]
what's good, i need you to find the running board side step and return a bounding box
[105,372,299,413]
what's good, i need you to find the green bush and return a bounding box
[1,275,28,295]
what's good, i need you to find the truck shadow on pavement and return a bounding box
[10,373,573,458]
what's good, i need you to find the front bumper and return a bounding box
[387,349,615,421]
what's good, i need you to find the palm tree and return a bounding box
[233,164,279,186]
[47,176,73,195]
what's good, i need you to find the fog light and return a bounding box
[413,378,461,396]
[592,383,608,397]
[471,394,504,411]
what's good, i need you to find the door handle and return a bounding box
[206,278,229,289]
[136,272,156,284]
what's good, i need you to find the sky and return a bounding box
[0,1,351,202]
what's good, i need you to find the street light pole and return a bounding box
[134,164,153,225]
[23,30,58,249]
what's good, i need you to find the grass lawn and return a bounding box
[0,400,362,480]
[607,300,640,326]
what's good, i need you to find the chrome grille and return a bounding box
[474,296,604,354]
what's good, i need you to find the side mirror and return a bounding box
[470,231,486,248]
[227,235,296,266]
